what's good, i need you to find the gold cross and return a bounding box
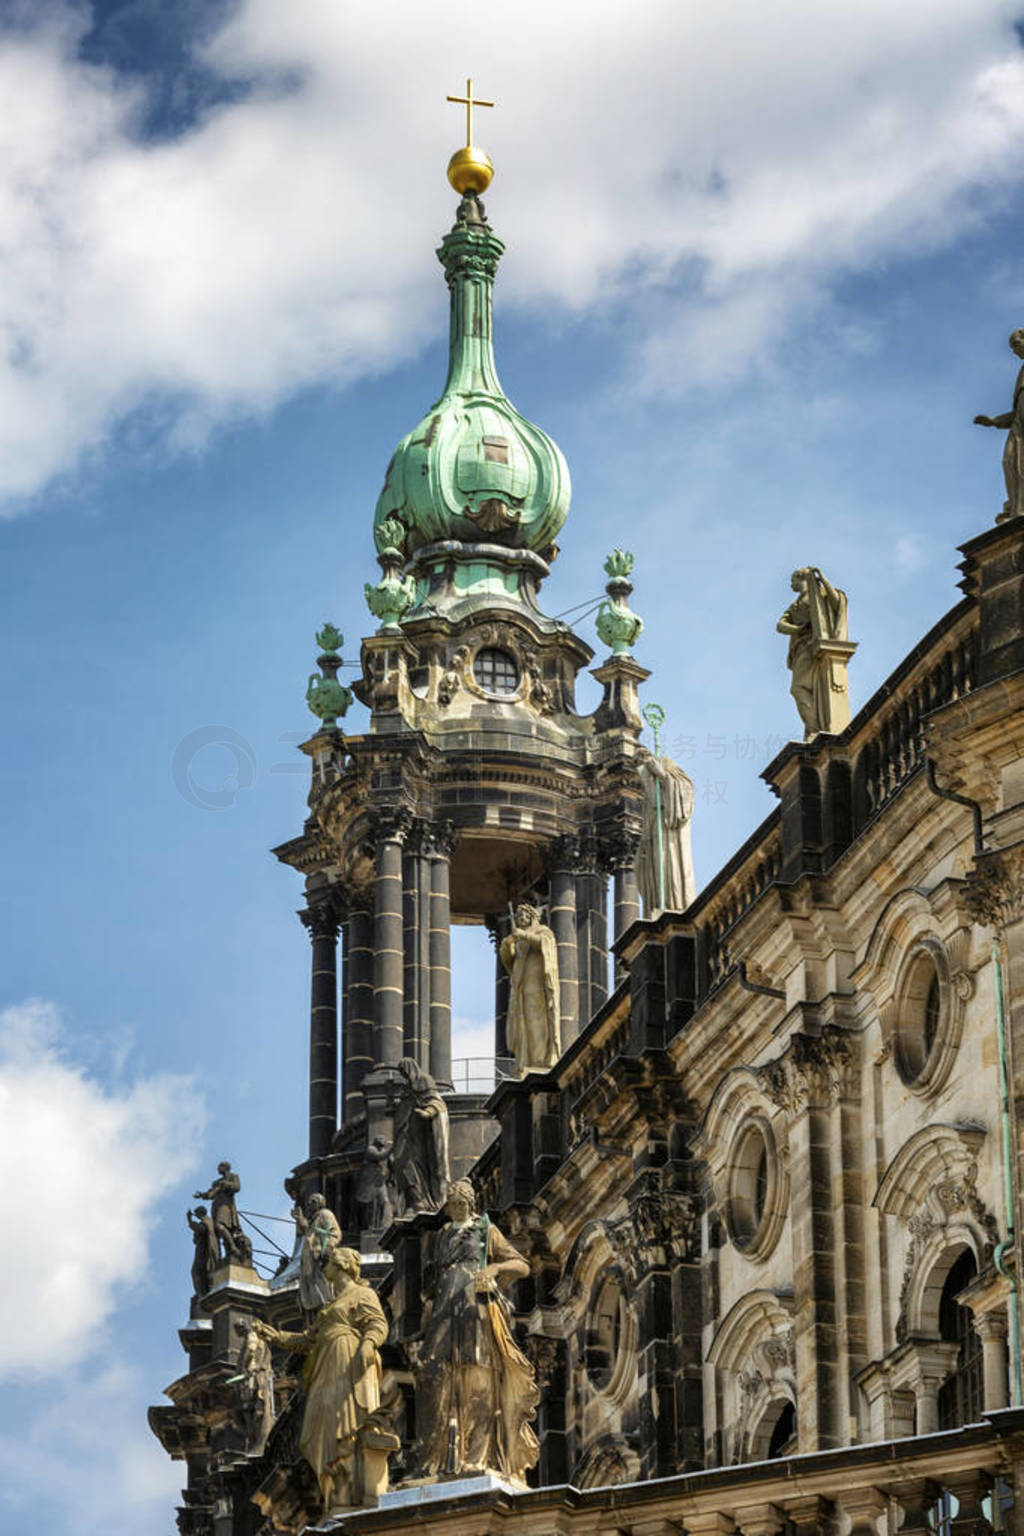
[446,77,494,147]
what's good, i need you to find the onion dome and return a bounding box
[373,191,571,586]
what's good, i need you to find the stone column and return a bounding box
[975,1310,1010,1411]
[487,914,512,1062]
[608,828,641,985]
[890,1339,959,1435]
[301,894,341,1161]
[344,901,374,1118]
[548,835,579,1046]
[402,823,431,1069]
[575,834,609,1028]
[372,811,408,1069]
[427,821,456,1090]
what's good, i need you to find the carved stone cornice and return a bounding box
[962,845,1024,930]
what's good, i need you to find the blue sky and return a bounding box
[3,1,1024,1530]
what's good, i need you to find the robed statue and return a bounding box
[292,1192,341,1319]
[413,1180,540,1484]
[253,1248,399,1517]
[500,903,560,1074]
[355,1136,394,1232]
[776,566,855,739]
[186,1205,218,1296]
[637,753,696,916]
[974,328,1024,523]
[229,1319,275,1455]
[392,1058,450,1215]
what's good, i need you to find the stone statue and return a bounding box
[392,1058,450,1215]
[229,1319,276,1455]
[414,1180,539,1483]
[499,903,560,1074]
[355,1136,394,1231]
[254,1248,399,1516]
[292,1192,341,1318]
[186,1205,218,1296]
[975,329,1024,523]
[194,1160,253,1266]
[637,753,696,916]
[776,566,855,740]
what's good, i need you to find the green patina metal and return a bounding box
[373,193,570,565]
[596,547,643,656]
[306,623,352,728]
[365,567,416,631]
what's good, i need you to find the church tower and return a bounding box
[274,130,650,1231]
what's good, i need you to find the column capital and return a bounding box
[603,825,641,870]
[300,890,344,941]
[962,843,1024,930]
[547,832,582,872]
[368,805,414,847]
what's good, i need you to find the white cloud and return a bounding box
[0,1360,183,1536]
[1,1,1024,506]
[0,998,203,1375]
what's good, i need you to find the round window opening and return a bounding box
[728,1119,776,1254]
[584,1273,625,1392]
[473,647,519,695]
[895,950,945,1086]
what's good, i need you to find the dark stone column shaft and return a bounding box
[302,902,340,1160]
[344,905,374,1118]
[488,915,512,1060]
[373,827,406,1067]
[549,844,579,1046]
[428,836,453,1088]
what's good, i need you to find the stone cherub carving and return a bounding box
[413,1180,540,1483]
[254,1248,399,1517]
[355,1136,394,1232]
[292,1192,341,1319]
[500,902,560,1074]
[776,566,854,740]
[392,1058,450,1215]
[637,752,696,916]
[974,329,1024,523]
[186,1205,218,1296]
[193,1161,253,1266]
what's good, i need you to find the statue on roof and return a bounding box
[974,329,1024,523]
[637,753,696,917]
[292,1192,342,1319]
[253,1248,399,1517]
[193,1160,253,1267]
[500,903,560,1074]
[186,1205,218,1296]
[777,566,856,740]
[392,1059,450,1215]
[413,1180,539,1484]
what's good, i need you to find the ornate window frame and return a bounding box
[695,1070,788,1263]
[851,883,977,1098]
[707,1290,796,1465]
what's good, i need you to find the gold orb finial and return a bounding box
[445,77,495,195]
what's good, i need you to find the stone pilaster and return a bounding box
[760,1031,852,1450]
[575,831,608,1027]
[608,827,642,985]
[300,892,342,1160]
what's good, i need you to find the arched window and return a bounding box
[937,1249,983,1429]
[766,1400,796,1459]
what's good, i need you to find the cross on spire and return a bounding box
[446,77,494,147]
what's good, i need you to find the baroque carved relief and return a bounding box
[707,1290,796,1466]
[962,845,1024,930]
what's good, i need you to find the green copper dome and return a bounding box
[373,194,571,567]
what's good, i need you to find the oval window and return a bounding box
[473,647,519,695]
